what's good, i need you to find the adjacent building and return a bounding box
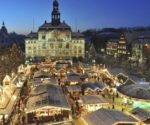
[117,83,150,110]
[0,75,20,124]
[81,82,108,95]
[25,0,85,60]
[26,84,73,125]
[106,31,150,64]
[80,108,138,125]
[0,22,8,47]
[130,108,150,125]
[106,39,118,57]
[105,34,128,58]
[79,95,109,113]
[117,34,129,57]
[132,34,150,66]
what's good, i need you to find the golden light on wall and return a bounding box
[144,44,148,47]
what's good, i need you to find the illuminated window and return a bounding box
[78,46,82,53]
[79,50,82,53]
[59,43,62,48]
[5,82,9,85]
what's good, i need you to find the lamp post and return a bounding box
[86,51,88,63]
[3,114,5,125]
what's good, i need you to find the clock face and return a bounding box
[53,30,60,39]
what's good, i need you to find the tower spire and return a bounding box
[51,0,61,26]
[1,21,8,34]
[2,21,5,26]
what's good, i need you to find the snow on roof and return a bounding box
[130,108,150,122]
[67,85,81,92]
[39,22,71,31]
[67,73,81,82]
[26,84,70,113]
[33,70,51,78]
[117,84,150,100]
[82,108,137,125]
[82,82,107,91]
[0,88,20,116]
[33,77,58,87]
[80,95,109,105]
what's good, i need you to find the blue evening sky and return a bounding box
[0,0,149,34]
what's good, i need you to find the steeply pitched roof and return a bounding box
[83,108,137,125]
[1,22,8,35]
[26,32,38,39]
[39,22,71,31]
[124,31,150,44]
[67,73,81,82]
[82,82,107,91]
[130,108,150,121]
[33,70,50,78]
[117,84,150,100]
[108,38,119,43]
[133,33,150,44]
[67,85,81,92]
[27,84,70,113]
[95,82,107,90]
[33,77,58,87]
[82,83,97,90]
[116,73,129,83]
[80,95,108,105]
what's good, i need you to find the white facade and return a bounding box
[25,0,85,59]
[26,31,85,58]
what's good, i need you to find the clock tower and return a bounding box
[51,0,60,26]
[25,0,85,60]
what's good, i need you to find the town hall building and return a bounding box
[25,0,85,60]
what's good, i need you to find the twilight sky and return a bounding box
[0,0,150,34]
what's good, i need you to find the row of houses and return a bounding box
[26,84,72,124]
[80,107,150,125]
[0,64,27,124]
[24,62,75,125]
[64,63,150,125]
[25,59,150,125]
[105,31,150,65]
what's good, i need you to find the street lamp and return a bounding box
[86,51,88,63]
